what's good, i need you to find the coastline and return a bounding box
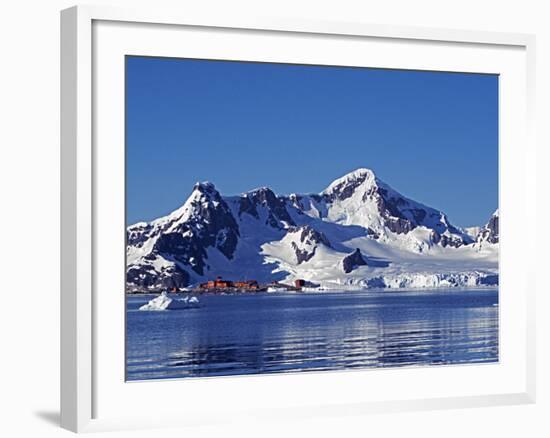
[125,284,499,295]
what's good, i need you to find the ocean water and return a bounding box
[126,289,498,381]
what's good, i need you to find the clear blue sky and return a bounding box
[126,56,498,227]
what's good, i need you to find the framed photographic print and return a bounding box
[61,5,536,433]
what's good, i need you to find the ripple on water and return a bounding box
[126,289,499,380]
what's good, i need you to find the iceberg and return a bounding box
[267,286,289,292]
[139,292,200,311]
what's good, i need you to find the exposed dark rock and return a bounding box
[128,182,240,286]
[342,248,367,273]
[476,212,499,244]
[288,225,331,264]
[238,187,295,229]
[325,172,372,202]
[152,231,207,275]
[366,228,380,239]
[291,243,317,264]
[372,188,418,235]
[127,223,155,248]
[365,277,385,288]
[291,225,332,248]
[162,183,240,272]
[126,263,190,289]
[430,231,467,248]
[479,274,498,285]
[237,195,259,219]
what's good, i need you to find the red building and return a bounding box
[200,276,234,289]
[234,280,259,289]
[294,279,306,289]
[199,277,261,290]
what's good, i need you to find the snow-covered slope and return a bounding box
[473,209,499,251]
[126,168,498,291]
[463,226,481,240]
[284,168,472,252]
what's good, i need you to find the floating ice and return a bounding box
[267,287,291,292]
[139,292,200,311]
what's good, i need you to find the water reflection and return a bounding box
[126,290,498,380]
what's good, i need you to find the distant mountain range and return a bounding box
[127,168,498,291]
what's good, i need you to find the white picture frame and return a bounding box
[60,4,537,433]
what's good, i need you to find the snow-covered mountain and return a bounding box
[473,209,499,250]
[127,168,498,290]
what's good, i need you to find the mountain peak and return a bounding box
[193,181,217,194]
[246,186,275,196]
[322,168,377,195]
[160,181,221,224]
[349,167,376,178]
[475,209,499,246]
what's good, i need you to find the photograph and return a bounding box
[125,56,499,381]
[1,0,543,435]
